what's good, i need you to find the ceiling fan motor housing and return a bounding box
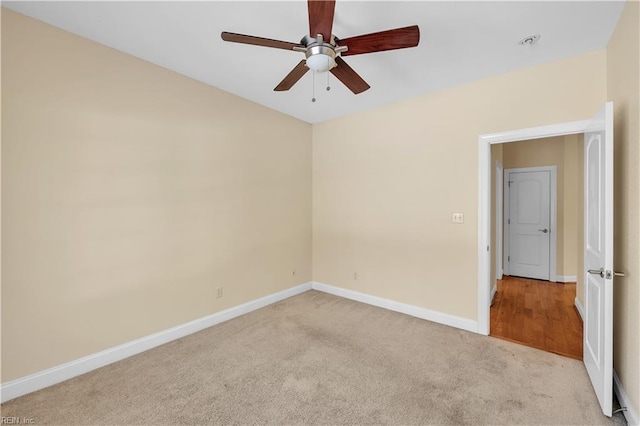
[297,34,347,72]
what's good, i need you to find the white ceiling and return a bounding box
[4,1,626,124]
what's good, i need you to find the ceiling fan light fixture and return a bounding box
[305,44,337,72]
[306,53,336,72]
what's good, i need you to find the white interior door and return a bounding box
[583,102,614,417]
[505,169,551,280]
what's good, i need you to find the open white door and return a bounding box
[583,102,614,417]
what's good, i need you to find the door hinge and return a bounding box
[508,180,513,187]
[508,218,510,225]
[508,256,510,262]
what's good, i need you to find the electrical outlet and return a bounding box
[291,268,297,277]
[452,212,464,224]
[216,287,223,299]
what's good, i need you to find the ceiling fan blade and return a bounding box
[221,32,303,51]
[330,57,370,94]
[308,0,335,40]
[339,25,420,56]
[274,60,310,91]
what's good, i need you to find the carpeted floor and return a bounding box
[1,290,627,425]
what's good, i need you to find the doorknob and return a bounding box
[588,268,604,278]
[605,270,626,279]
[538,228,549,233]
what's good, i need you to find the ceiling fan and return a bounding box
[221,0,420,94]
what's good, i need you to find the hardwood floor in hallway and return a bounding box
[490,276,583,360]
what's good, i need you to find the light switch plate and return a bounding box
[452,212,464,224]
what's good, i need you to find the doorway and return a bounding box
[478,119,590,335]
[490,137,582,360]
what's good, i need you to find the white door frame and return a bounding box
[503,166,558,282]
[477,119,589,335]
[495,160,503,282]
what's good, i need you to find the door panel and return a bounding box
[586,135,603,252]
[507,170,551,280]
[583,102,613,417]
[585,277,602,364]
[518,180,543,223]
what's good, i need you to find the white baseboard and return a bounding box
[311,282,478,333]
[0,282,312,403]
[555,275,577,283]
[490,285,497,305]
[574,297,585,322]
[614,369,639,426]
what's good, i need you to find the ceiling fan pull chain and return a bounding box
[326,59,331,91]
[312,71,316,103]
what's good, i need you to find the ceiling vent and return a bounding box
[519,34,541,46]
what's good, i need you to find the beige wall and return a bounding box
[563,135,581,281]
[607,0,640,415]
[313,50,607,320]
[501,135,582,278]
[1,9,312,381]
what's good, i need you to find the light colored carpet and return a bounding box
[1,290,627,425]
